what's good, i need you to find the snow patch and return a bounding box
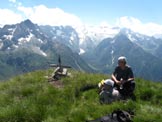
[18,37,24,44]
[69,39,73,45]
[9,27,17,37]
[110,39,116,44]
[18,33,33,44]
[111,49,115,64]
[38,38,43,43]
[40,50,47,57]
[8,28,14,31]
[70,36,74,41]
[7,47,11,50]
[26,33,33,42]
[13,44,19,48]
[8,27,16,36]
[3,35,13,40]
[32,47,47,57]
[75,24,120,46]
[69,36,74,45]
[127,33,136,42]
[37,47,47,57]
[111,50,114,54]
[79,48,85,55]
[0,43,3,49]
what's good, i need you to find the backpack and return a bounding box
[99,90,113,104]
[86,110,133,122]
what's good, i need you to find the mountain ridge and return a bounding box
[0,19,162,81]
[82,33,162,81]
[0,20,93,80]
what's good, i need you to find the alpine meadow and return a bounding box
[0,70,161,122]
[0,0,162,122]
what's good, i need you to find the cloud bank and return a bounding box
[0,8,22,26]
[0,1,162,37]
[17,5,82,27]
[117,16,162,36]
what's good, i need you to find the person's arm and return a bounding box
[111,67,121,85]
[127,67,134,81]
[111,74,120,84]
[128,78,134,81]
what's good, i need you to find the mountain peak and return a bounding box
[22,19,34,25]
[19,19,36,29]
[119,28,133,35]
[115,30,130,39]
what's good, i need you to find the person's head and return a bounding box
[103,79,114,91]
[118,56,127,68]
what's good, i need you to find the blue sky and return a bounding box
[0,0,162,36]
[1,0,162,25]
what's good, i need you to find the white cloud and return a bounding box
[9,0,16,3]
[1,4,162,37]
[17,5,83,27]
[117,16,162,36]
[0,8,23,26]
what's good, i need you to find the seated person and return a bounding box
[99,79,120,104]
[111,56,135,98]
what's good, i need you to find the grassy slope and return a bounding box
[0,70,161,122]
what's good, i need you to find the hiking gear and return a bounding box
[99,90,113,104]
[98,79,105,88]
[99,79,120,104]
[104,79,114,87]
[86,110,133,122]
[98,79,114,88]
[99,89,120,104]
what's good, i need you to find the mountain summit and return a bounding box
[0,70,161,121]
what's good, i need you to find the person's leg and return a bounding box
[127,81,136,100]
[130,80,135,93]
[112,89,121,100]
[122,81,135,96]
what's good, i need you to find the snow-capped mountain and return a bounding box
[119,28,162,56]
[40,25,80,53]
[39,24,120,54]
[0,19,47,53]
[74,24,120,52]
[82,33,162,81]
[0,19,162,81]
[1,19,161,57]
[0,20,93,80]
